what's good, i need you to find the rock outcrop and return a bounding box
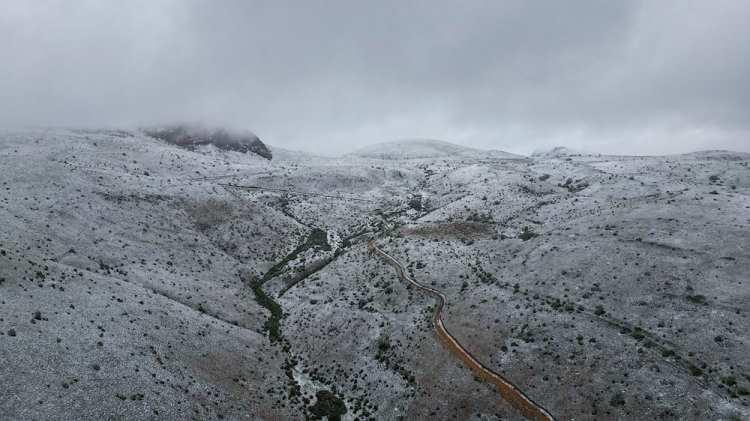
[145,125,272,159]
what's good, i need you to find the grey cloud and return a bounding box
[0,0,748,154]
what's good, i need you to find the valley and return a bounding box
[1,129,749,420]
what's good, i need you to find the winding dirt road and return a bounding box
[368,240,556,421]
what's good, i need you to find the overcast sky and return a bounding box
[1,1,748,155]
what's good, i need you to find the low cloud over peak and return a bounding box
[1,1,748,155]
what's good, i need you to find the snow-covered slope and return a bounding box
[531,146,588,158]
[268,145,329,162]
[2,128,750,420]
[348,138,523,160]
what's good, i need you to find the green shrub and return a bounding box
[518,226,538,241]
[309,390,347,421]
[609,392,625,407]
[689,365,703,376]
[630,327,645,341]
[721,376,737,387]
[686,294,707,305]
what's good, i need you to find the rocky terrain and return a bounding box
[1,128,749,420]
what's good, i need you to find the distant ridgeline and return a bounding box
[145,125,272,160]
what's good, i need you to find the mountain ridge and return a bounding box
[348,138,524,160]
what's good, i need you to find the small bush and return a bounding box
[518,226,538,241]
[407,194,423,211]
[721,376,737,387]
[375,334,391,363]
[689,365,704,376]
[609,392,625,407]
[686,294,707,305]
[307,228,331,251]
[630,327,646,341]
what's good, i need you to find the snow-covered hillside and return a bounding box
[530,145,589,158]
[1,128,749,420]
[349,138,524,160]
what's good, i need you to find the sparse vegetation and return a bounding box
[689,365,704,377]
[407,194,424,211]
[186,198,234,231]
[3,129,749,420]
[309,390,347,421]
[686,294,707,305]
[518,226,538,241]
[251,281,283,341]
[609,392,625,407]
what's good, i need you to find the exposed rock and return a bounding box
[145,124,272,159]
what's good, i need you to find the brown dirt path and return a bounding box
[369,240,556,421]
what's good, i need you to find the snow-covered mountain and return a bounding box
[1,128,749,420]
[348,138,524,160]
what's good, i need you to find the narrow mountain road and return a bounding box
[368,240,556,421]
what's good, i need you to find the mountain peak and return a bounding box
[144,124,272,160]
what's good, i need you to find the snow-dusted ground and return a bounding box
[348,138,524,160]
[1,129,749,420]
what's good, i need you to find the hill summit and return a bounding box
[348,138,522,160]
